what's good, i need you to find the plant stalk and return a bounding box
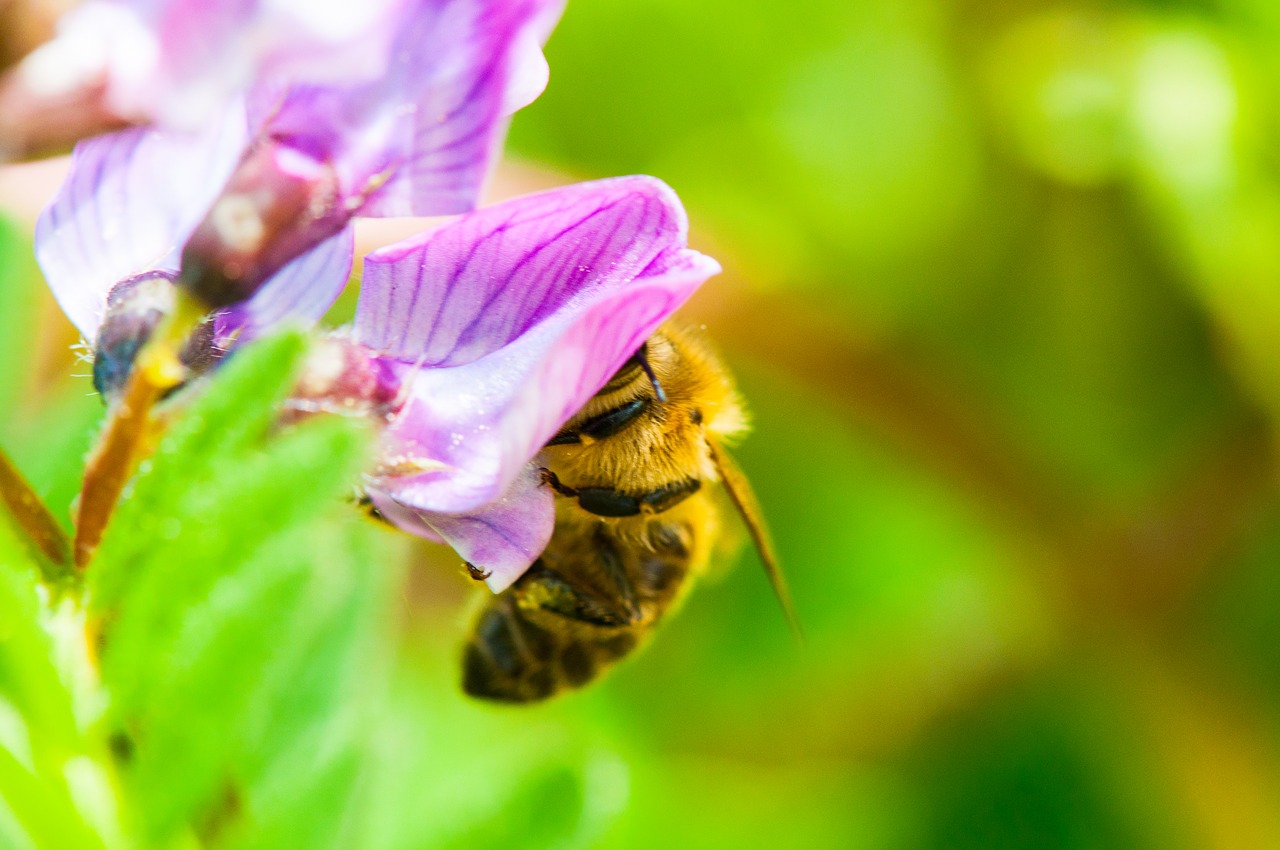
[72,291,206,567]
[0,445,72,581]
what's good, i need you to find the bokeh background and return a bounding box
[6,0,1280,847]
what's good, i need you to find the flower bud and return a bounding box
[93,272,217,400]
[285,335,403,425]
[179,138,346,309]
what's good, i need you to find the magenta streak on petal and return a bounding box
[499,195,664,338]
[357,0,515,215]
[255,0,562,219]
[438,198,638,352]
[356,177,687,368]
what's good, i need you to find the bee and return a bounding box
[461,322,799,703]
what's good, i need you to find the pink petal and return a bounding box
[359,177,720,515]
[214,226,355,344]
[369,464,554,592]
[355,176,690,365]
[44,0,404,129]
[258,0,563,218]
[35,120,247,339]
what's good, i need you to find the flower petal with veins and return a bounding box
[170,0,562,310]
[369,463,554,592]
[36,120,352,346]
[358,175,720,524]
[35,121,245,339]
[39,0,405,129]
[254,0,565,218]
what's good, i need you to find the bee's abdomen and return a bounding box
[460,596,641,703]
[461,517,695,703]
[462,600,559,702]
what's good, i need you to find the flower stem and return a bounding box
[72,290,207,567]
[0,445,72,581]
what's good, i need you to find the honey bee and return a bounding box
[461,322,799,703]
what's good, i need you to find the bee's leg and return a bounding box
[574,487,640,516]
[573,478,701,518]
[640,479,702,513]
[519,558,640,626]
[633,344,667,402]
[464,561,491,581]
[538,467,579,498]
[592,524,641,621]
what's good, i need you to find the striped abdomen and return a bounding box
[462,508,700,703]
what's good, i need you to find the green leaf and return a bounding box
[0,526,78,765]
[228,524,397,850]
[85,330,394,846]
[91,329,312,610]
[0,521,104,850]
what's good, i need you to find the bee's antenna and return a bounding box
[635,345,667,403]
[708,440,804,643]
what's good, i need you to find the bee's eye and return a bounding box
[597,340,667,402]
[599,342,648,395]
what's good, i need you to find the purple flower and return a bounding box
[37,0,558,390]
[35,122,353,397]
[22,0,408,131]
[34,0,560,309]
[0,0,414,161]
[39,154,717,589]
[177,0,562,308]
[343,176,721,590]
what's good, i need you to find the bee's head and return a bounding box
[599,340,667,402]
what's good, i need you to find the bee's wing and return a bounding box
[707,440,803,641]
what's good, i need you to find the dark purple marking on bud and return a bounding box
[285,336,404,425]
[93,271,219,401]
[179,137,347,310]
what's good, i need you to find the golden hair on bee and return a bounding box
[461,321,798,703]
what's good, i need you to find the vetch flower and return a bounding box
[307,176,721,591]
[0,0,405,160]
[17,0,405,126]
[35,0,561,323]
[176,0,562,310]
[35,123,353,399]
[31,0,562,570]
[39,159,717,589]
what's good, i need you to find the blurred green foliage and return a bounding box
[5,0,1280,847]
